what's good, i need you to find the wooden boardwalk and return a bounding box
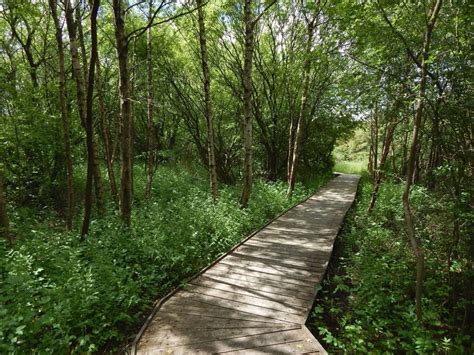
[132,173,360,354]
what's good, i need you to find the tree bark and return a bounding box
[144,0,156,200]
[65,0,101,237]
[49,0,74,230]
[368,111,399,212]
[73,1,105,215]
[75,2,88,83]
[368,106,379,179]
[113,0,133,226]
[96,58,119,201]
[64,0,92,237]
[197,0,218,202]
[402,0,443,321]
[92,137,105,215]
[239,0,256,208]
[287,5,318,197]
[0,170,10,244]
[83,0,100,235]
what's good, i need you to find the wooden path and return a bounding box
[132,173,360,354]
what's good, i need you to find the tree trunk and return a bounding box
[96,58,119,201]
[240,0,255,208]
[144,0,156,200]
[81,0,100,236]
[92,136,105,215]
[368,112,399,212]
[113,0,133,226]
[368,107,379,179]
[287,7,318,197]
[0,171,11,244]
[50,0,74,230]
[75,2,88,83]
[402,0,443,321]
[64,0,94,237]
[197,0,218,202]
[72,2,105,215]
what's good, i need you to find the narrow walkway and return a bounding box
[133,173,360,354]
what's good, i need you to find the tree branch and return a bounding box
[252,0,276,26]
[126,0,207,46]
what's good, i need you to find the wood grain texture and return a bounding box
[134,173,360,354]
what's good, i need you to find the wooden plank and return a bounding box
[165,290,302,323]
[220,337,325,354]
[244,239,333,253]
[160,298,289,324]
[190,275,311,307]
[210,262,319,286]
[234,243,328,264]
[252,234,335,246]
[146,313,296,331]
[140,326,302,349]
[202,268,316,298]
[218,258,322,281]
[138,328,322,354]
[229,252,327,272]
[183,283,307,315]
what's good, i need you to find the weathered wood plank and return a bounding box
[234,244,325,264]
[160,297,289,324]
[140,326,302,349]
[165,290,302,323]
[190,275,313,306]
[146,313,295,331]
[138,328,323,354]
[221,254,323,278]
[211,262,321,286]
[231,251,328,270]
[202,268,316,298]
[183,283,307,314]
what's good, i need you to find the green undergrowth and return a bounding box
[0,164,331,353]
[309,176,473,353]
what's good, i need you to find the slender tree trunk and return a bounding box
[287,8,317,197]
[92,135,105,215]
[75,2,88,83]
[50,0,74,230]
[64,0,94,237]
[96,58,119,201]
[240,0,255,208]
[74,0,105,214]
[197,0,218,202]
[368,107,379,179]
[0,171,11,244]
[287,117,295,182]
[113,0,133,226]
[402,0,443,321]
[368,114,399,212]
[81,0,100,236]
[144,0,156,200]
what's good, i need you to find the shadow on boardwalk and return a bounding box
[132,174,360,354]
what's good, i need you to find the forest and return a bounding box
[0,0,472,353]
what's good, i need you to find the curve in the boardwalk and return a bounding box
[132,173,360,354]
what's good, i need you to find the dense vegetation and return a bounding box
[0,0,472,353]
[311,171,472,353]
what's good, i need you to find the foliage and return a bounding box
[0,164,330,352]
